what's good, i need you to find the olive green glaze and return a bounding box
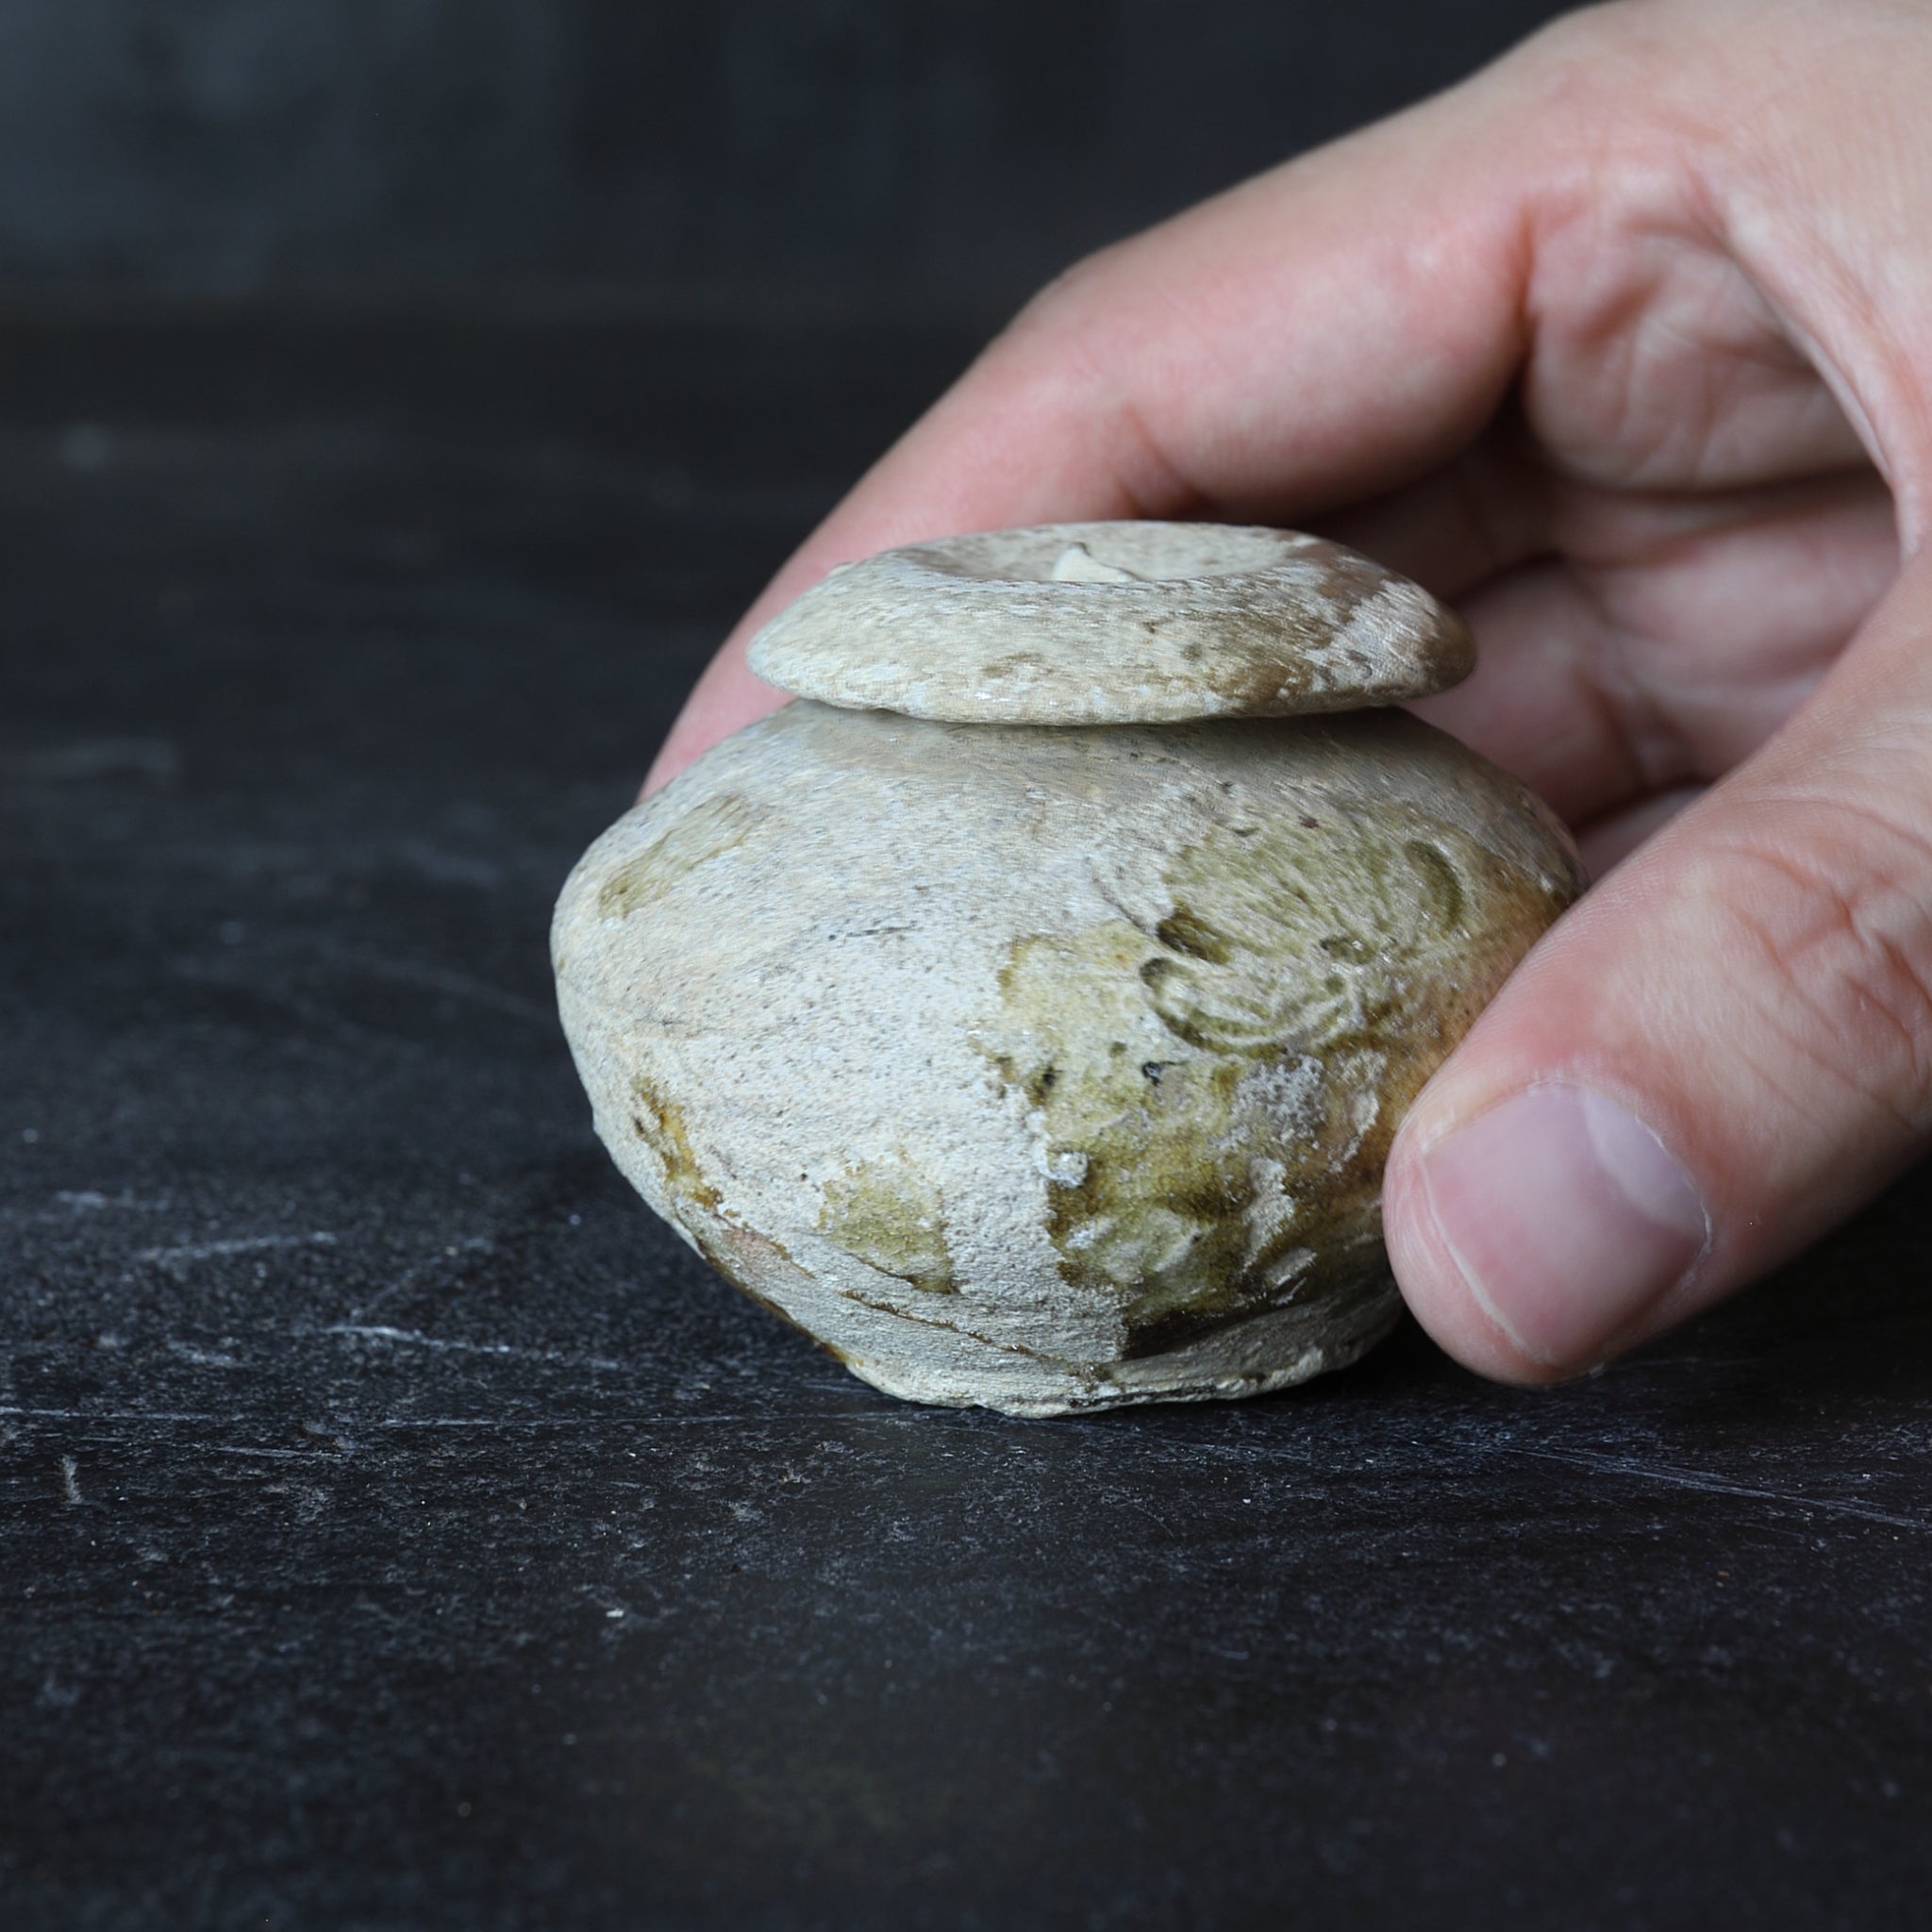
[982,807,1574,1354]
[820,1157,958,1294]
[597,794,765,921]
[628,1074,721,1215]
[630,1074,813,1305]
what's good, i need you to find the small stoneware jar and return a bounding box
[553,524,1583,1415]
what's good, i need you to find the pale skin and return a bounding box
[646,0,1932,1384]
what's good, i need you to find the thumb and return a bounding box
[1384,543,1932,1382]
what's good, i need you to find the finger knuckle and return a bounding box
[1709,804,1932,1134]
[1512,1,1658,77]
[1001,243,1129,357]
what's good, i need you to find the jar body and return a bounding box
[553,700,1582,1414]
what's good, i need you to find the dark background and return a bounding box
[0,0,1567,313]
[15,7,1932,1932]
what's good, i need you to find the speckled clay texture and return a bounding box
[553,701,1582,1415]
[746,523,1474,724]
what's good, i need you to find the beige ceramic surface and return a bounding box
[746,522,1474,724]
[554,700,1581,1415]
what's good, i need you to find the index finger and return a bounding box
[645,57,1542,791]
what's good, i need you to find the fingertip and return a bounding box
[1385,1078,1711,1386]
[1383,1120,1567,1386]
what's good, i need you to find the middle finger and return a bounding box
[1408,468,1898,825]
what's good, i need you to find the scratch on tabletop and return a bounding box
[2,1407,224,1427]
[54,1190,168,1215]
[317,1324,623,1371]
[166,1341,243,1369]
[135,1232,338,1272]
[59,1456,82,1506]
[318,946,553,1024]
[1508,1446,1929,1534]
[347,1237,495,1324]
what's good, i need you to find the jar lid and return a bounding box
[747,521,1472,725]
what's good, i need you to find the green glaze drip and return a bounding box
[628,1074,721,1214]
[820,1157,958,1294]
[598,794,766,920]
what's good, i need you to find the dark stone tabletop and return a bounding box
[3,307,1928,1932]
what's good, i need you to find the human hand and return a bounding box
[646,0,1930,1383]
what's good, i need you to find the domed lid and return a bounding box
[746,521,1473,725]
